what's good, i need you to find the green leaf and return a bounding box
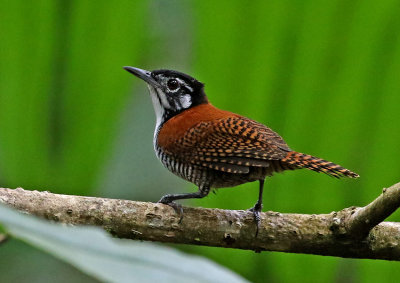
[0,223,7,244]
[0,204,247,283]
[0,223,6,233]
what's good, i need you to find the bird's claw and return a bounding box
[158,198,184,223]
[248,203,262,237]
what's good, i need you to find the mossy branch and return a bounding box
[1,182,400,260]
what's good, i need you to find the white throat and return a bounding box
[148,86,164,128]
[147,85,168,149]
[147,84,193,148]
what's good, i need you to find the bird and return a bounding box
[123,66,359,234]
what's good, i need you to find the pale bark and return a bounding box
[0,182,400,260]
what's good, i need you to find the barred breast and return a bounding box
[155,145,209,187]
[154,143,291,189]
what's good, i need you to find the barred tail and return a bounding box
[281,151,359,178]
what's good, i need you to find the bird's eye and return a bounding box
[167,79,179,91]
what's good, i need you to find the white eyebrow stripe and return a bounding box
[176,78,193,92]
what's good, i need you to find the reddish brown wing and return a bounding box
[162,116,291,174]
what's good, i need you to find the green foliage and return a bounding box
[0,204,246,283]
[1,0,400,282]
[0,1,147,193]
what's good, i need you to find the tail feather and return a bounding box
[282,151,359,178]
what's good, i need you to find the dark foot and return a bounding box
[158,195,184,223]
[248,203,262,237]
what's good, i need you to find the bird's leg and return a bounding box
[248,179,264,236]
[158,185,210,223]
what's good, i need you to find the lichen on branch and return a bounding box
[0,182,400,261]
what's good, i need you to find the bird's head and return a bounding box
[124,67,208,127]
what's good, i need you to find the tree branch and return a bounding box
[346,184,400,237]
[0,182,400,260]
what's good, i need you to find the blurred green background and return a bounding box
[1,0,400,282]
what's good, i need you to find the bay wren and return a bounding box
[124,66,359,233]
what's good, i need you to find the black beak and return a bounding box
[123,66,162,88]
